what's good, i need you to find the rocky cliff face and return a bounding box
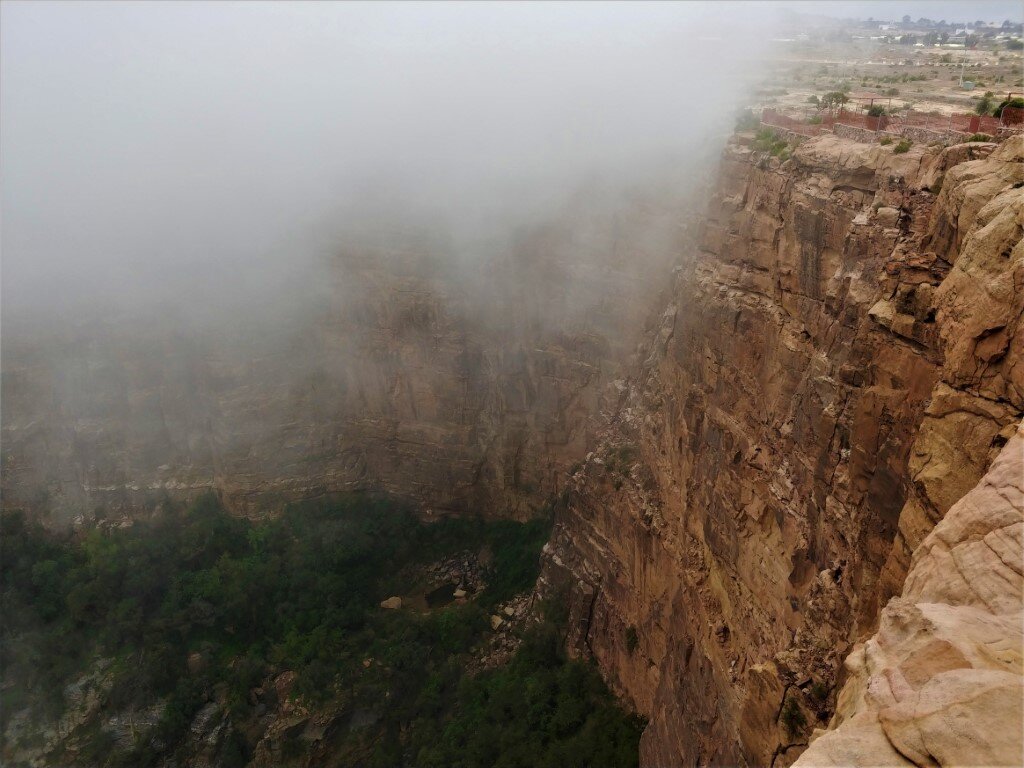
[793,420,1023,768]
[539,135,1023,766]
[1,185,691,526]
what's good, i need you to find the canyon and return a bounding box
[4,132,1022,766]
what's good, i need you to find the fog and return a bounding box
[1,1,780,330]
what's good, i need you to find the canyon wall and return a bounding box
[539,135,1023,766]
[1,185,691,525]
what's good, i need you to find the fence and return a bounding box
[760,105,1023,145]
[834,109,889,132]
[760,108,831,137]
[1001,107,1024,126]
[888,112,1002,135]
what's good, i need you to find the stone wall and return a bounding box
[833,122,880,142]
[759,123,813,144]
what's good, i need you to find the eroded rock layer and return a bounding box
[539,135,1023,765]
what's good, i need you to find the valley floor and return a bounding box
[1,495,643,767]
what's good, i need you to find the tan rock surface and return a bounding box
[794,422,1023,767]
[539,134,1024,765]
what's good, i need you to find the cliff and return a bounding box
[1,185,691,525]
[539,135,1023,765]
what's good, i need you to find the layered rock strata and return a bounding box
[539,135,1023,765]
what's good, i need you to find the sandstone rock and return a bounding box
[794,422,1024,767]
[490,615,504,630]
[380,596,402,610]
[538,136,1024,766]
[875,206,900,227]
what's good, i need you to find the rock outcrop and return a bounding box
[793,420,1023,768]
[539,135,1023,765]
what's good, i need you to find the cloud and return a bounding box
[1,2,774,324]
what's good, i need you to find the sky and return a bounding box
[786,1,1022,23]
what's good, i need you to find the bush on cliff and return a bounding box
[625,626,639,655]
[735,109,760,132]
[753,128,790,157]
[993,96,1024,117]
[780,696,807,737]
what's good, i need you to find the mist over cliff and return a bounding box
[1,2,781,523]
[2,1,772,331]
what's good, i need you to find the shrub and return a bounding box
[993,96,1024,117]
[753,128,789,157]
[879,136,893,145]
[808,681,829,705]
[625,626,639,655]
[968,133,993,142]
[867,104,887,117]
[781,697,807,736]
[893,139,913,154]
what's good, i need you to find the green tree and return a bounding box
[820,91,849,110]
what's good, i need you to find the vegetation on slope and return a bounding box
[1,494,644,767]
